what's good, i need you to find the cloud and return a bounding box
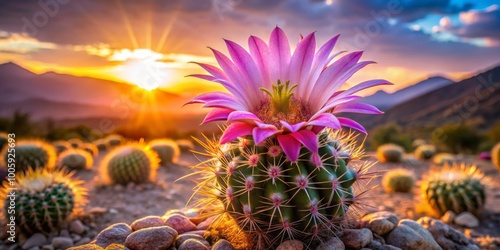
[0,31,56,54]
[439,5,500,45]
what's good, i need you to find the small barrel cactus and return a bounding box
[93,139,109,152]
[81,143,98,157]
[421,164,486,217]
[433,153,456,165]
[68,138,83,149]
[53,140,72,154]
[106,134,124,147]
[148,139,180,166]
[1,140,57,173]
[0,168,87,234]
[176,139,195,152]
[414,144,436,160]
[0,132,8,152]
[57,149,93,170]
[100,144,159,184]
[491,143,500,170]
[376,144,404,163]
[382,168,415,193]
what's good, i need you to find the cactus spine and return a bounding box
[382,168,415,193]
[1,168,87,234]
[376,144,404,163]
[148,139,180,166]
[1,140,57,173]
[414,144,436,160]
[433,153,456,166]
[100,144,159,185]
[191,130,373,248]
[421,164,486,217]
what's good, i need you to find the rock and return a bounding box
[382,245,402,250]
[196,216,216,230]
[341,229,373,249]
[59,229,70,238]
[163,209,185,217]
[104,243,127,249]
[89,207,108,215]
[69,220,86,235]
[67,244,104,250]
[386,219,441,250]
[178,239,210,250]
[175,233,208,247]
[417,217,480,250]
[362,211,399,235]
[52,237,74,249]
[454,212,479,228]
[125,226,177,250]
[95,223,132,248]
[186,230,207,237]
[164,214,197,234]
[41,245,54,250]
[316,237,345,250]
[130,216,166,231]
[276,240,304,250]
[75,237,92,245]
[22,233,47,249]
[212,239,236,250]
[28,247,40,250]
[440,211,456,224]
[113,185,124,192]
[372,233,386,245]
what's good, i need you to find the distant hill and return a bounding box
[352,65,500,130]
[359,76,454,110]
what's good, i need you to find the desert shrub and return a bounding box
[370,123,413,151]
[432,124,483,154]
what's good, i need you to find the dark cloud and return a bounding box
[441,5,500,42]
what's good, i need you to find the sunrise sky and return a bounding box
[1,0,499,96]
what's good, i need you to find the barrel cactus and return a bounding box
[1,140,57,173]
[100,144,159,185]
[433,153,456,165]
[53,140,72,154]
[68,138,83,148]
[491,143,500,170]
[376,144,404,163]
[176,139,195,152]
[81,143,98,157]
[414,144,436,160]
[421,164,486,217]
[106,134,124,147]
[0,168,86,234]
[93,139,109,152]
[57,149,93,170]
[148,139,180,166]
[382,168,415,193]
[184,27,388,248]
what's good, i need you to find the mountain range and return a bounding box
[0,62,499,131]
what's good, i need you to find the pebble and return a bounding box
[22,233,47,249]
[69,220,86,235]
[75,237,92,245]
[59,229,70,238]
[440,211,455,224]
[67,244,104,250]
[177,239,210,250]
[52,237,74,249]
[95,223,132,248]
[89,207,108,215]
[28,247,40,250]
[276,240,303,250]
[212,239,236,250]
[130,216,166,231]
[362,211,399,235]
[188,230,207,237]
[41,245,54,250]
[454,212,480,228]
[113,185,124,192]
[175,233,208,247]
[72,234,82,242]
[124,226,178,250]
[417,217,480,250]
[386,219,441,250]
[341,229,373,249]
[316,237,345,250]
[164,214,197,234]
[196,216,216,230]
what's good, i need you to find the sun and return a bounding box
[114,49,171,91]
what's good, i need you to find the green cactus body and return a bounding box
[53,141,72,154]
[148,139,180,166]
[81,143,98,157]
[58,149,93,170]
[376,144,404,163]
[1,140,56,173]
[421,164,486,216]
[382,168,415,193]
[414,144,436,160]
[93,139,109,152]
[106,134,124,147]
[433,153,456,165]
[101,144,158,185]
[491,143,500,170]
[193,130,371,247]
[68,138,83,149]
[1,168,86,234]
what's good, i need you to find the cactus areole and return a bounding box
[185,27,388,247]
